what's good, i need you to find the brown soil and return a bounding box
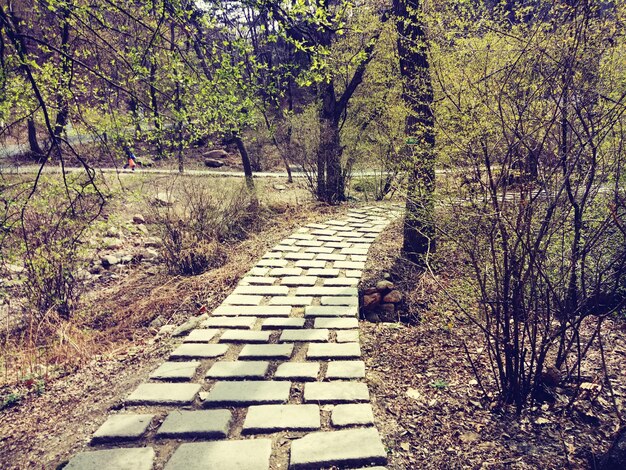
[360,220,626,470]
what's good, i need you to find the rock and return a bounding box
[158,325,176,336]
[206,149,228,159]
[599,426,626,470]
[144,237,161,248]
[77,269,92,280]
[383,290,403,303]
[135,224,149,235]
[120,254,134,264]
[363,293,381,308]
[376,280,394,291]
[89,264,102,275]
[383,272,391,280]
[363,310,380,322]
[172,317,202,337]
[150,317,164,329]
[102,237,123,249]
[144,248,160,260]
[273,184,287,191]
[204,159,225,168]
[105,227,122,238]
[101,255,120,268]
[132,214,146,224]
[153,192,174,207]
[378,303,396,322]
[363,287,378,295]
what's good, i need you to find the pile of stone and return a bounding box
[361,280,403,322]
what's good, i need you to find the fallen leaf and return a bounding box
[460,431,480,443]
[535,417,551,425]
[406,388,423,400]
[400,442,410,451]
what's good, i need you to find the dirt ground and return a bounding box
[360,220,626,470]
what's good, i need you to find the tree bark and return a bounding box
[233,134,255,190]
[27,117,45,161]
[394,0,436,264]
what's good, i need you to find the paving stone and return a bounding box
[206,361,269,379]
[290,428,386,469]
[324,277,359,286]
[164,440,272,470]
[279,237,297,245]
[306,223,329,229]
[256,258,288,267]
[126,383,201,405]
[296,287,358,297]
[238,343,294,359]
[318,235,345,241]
[304,246,335,254]
[280,276,318,286]
[268,267,303,276]
[316,253,347,261]
[92,414,154,442]
[233,285,289,296]
[157,410,232,438]
[363,232,379,238]
[290,233,316,240]
[326,242,352,248]
[307,343,361,359]
[305,306,358,317]
[304,382,370,403]
[345,270,363,278]
[307,268,340,277]
[219,330,272,343]
[334,261,366,270]
[248,267,270,276]
[284,252,316,260]
[261,317,305,329]
[314,318,359,329]
[331,404,375,427]
[346,238,372,245]
[223,294,263,305]
[279,329,329,342]
[183,329,220,343]
[262,251,283,258]
[201,317,256,329]
[213,305,291,317]
[321,296,359,306]
[336,330,360,343]
[239,276,276,285]
[336,231,361,238]
[150,361,201,380]
[295,260,327,268]
[272,245,301,252]
[170,343,229,359]
[64,447,155,470]
[268,296,314,306]
[203,381,291,405]
[294,239,324,247]
[341,248,369,255]
[325,221,349,227]
[274,362,320,381]
[326,361,366,379]
[357,227,385,233]
[310,229,337,236]
[242,404,321,434]
[351,255,368,262]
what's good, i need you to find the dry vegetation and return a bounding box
[360,220,626,469]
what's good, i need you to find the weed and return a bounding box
[430,379,450,390]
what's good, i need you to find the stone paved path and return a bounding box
[64,206,400,470]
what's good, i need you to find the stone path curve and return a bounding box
[64,205,400,470]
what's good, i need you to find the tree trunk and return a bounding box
[394,0,436,264]
[317,82,345,204]
[149,61,165,159]
[27,117,45,161]
[234,134,255,190]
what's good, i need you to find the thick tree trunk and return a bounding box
[27,117,45,161]
[234,134,255,190]
[317,82,345,204]
[394,0,436,264]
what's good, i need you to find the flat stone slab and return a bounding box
[157,410,232,438]
[240,276,276,285]
[331,404,375,427]
[223,295,263,305]
[126,383,201,405]
[336,330,360,343]
[202,317,256,329]
[321,296,358,306]
[326,361,366,380]
[323,277,359,286]
[314,318,359,329]
[305,306,358,317]
[274,362,320,381]
[219,330,271,343]
[290,428,386,469]
[296,287,358,297]
[326,242,352,248]
[203,381,291,406]
[164,440,272,470]
[279,329,329,342]
[150,361,201,380]
[213,305,291,317]
[334,261,366,270]
[294,239,324,247]
[316,253,347,261]
[64,447,155,470]
[307,268,340,277]
[206,361,269,379]
[295,260,327,269]
[341,248,368,255]
[304,382,369,403]
[92,414,154,442]
[242,404,321,434]
[183,329,220,343]
[280,276,318,286]
[233,285,289,296]
[345,270,363,278]
[268,296,313,306]
[304,246,335,253]
[256,258,288,267]
[239,344,294,359]
[268,267,303,276]
[272,245,300,252]
[307,343,361,359]
[261,317,305,329]
[284,252,316,260]
[248,267,270,276]
[170,343,229,359]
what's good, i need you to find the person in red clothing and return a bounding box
[123,143,138,171]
